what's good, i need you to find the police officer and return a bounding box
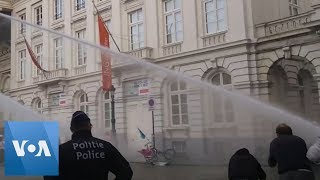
[44,111,133,180]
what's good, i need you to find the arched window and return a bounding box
[268,65,288,107]
[18,100,25,105]
[32,98,43,114]
[211,72,231,86]
[2,77,10,92]
[36,100,42,114]
[79,93,89,115]
[169,81,189,125]
[103,91,111,129]
[211,71,234,123]
[297,70,313,116]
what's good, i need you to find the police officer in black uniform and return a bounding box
[44,111,133,180]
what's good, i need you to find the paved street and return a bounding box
[0,163,282,180]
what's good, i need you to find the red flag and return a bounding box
[98,14,112,91]
[23,36,47,72]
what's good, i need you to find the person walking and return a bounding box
[228,148,266,180]
[44,111,133,180]
[268,123,314,180]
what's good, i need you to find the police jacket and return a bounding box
[44,130,133,180]
[268,135,311,174]
[228,148,266,180]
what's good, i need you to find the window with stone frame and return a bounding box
[18,13,26,34]
[33,98,43,114]
[169,80,189,126]
[211,71,234,123]
[2,77,10,92]
[164,0,183,44]
[103,91,112,129]
[289,0,299,16]
[129,9,144,50]
[75,0,85,11]
[34,44,43,76]
[76,29,87,66]
[34,6,43,25]
[204,0,226,34]
[268,65,288,108]
[79,93,89,116]
[297,70,313,116]
[54,0,63,20]
[18,50,26,80]
[172,141,186,153]
[54,38,64,69]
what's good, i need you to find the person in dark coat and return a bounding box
[229,148,266,180]
[44,111,133,180]
[268,123,315,180]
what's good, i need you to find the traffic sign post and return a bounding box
[148,97,156,148]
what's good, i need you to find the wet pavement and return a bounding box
[0,162,283,180]
[1,162,319,180]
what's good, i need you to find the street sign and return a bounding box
[148,97,155,111]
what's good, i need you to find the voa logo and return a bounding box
[12,140,51,157]
[5,121,59,176]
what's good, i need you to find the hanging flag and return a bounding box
[138,128,146,139]
[23,36,47,72]
[97,10,112,91]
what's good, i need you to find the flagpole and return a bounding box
[92,1,121,52]
[22,34,48,80]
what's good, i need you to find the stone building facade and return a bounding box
[1,0,320,164]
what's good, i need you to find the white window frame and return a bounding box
[75,0,85,11]
[18,13,26,34]
[172,141,186,153]
[34,6,43,26]
[76,29,87,66]
[169,81,189,126]
[34,44,43,76]
[129,9,144,50]
[18,50,26,81]
[54,38,63,69]
[79,93,89,115]
[289,0,299,16]
[54,0,63,20]
[103,92,112,129]
[204,0,226,34]
[164,0,183,44]
[210,71,234,123]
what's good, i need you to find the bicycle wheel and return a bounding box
[164,149,176,161]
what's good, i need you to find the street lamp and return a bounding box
[109,85,116,137]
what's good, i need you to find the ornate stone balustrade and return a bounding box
[163,43,182,56]
[256,12,312,38]
[127,47,153,59]
[73,66,86,76]
[202,32,226,47]
[33,68,68,84]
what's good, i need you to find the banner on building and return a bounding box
[97,10,112,91]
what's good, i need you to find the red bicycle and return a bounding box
[138,140,176,165]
